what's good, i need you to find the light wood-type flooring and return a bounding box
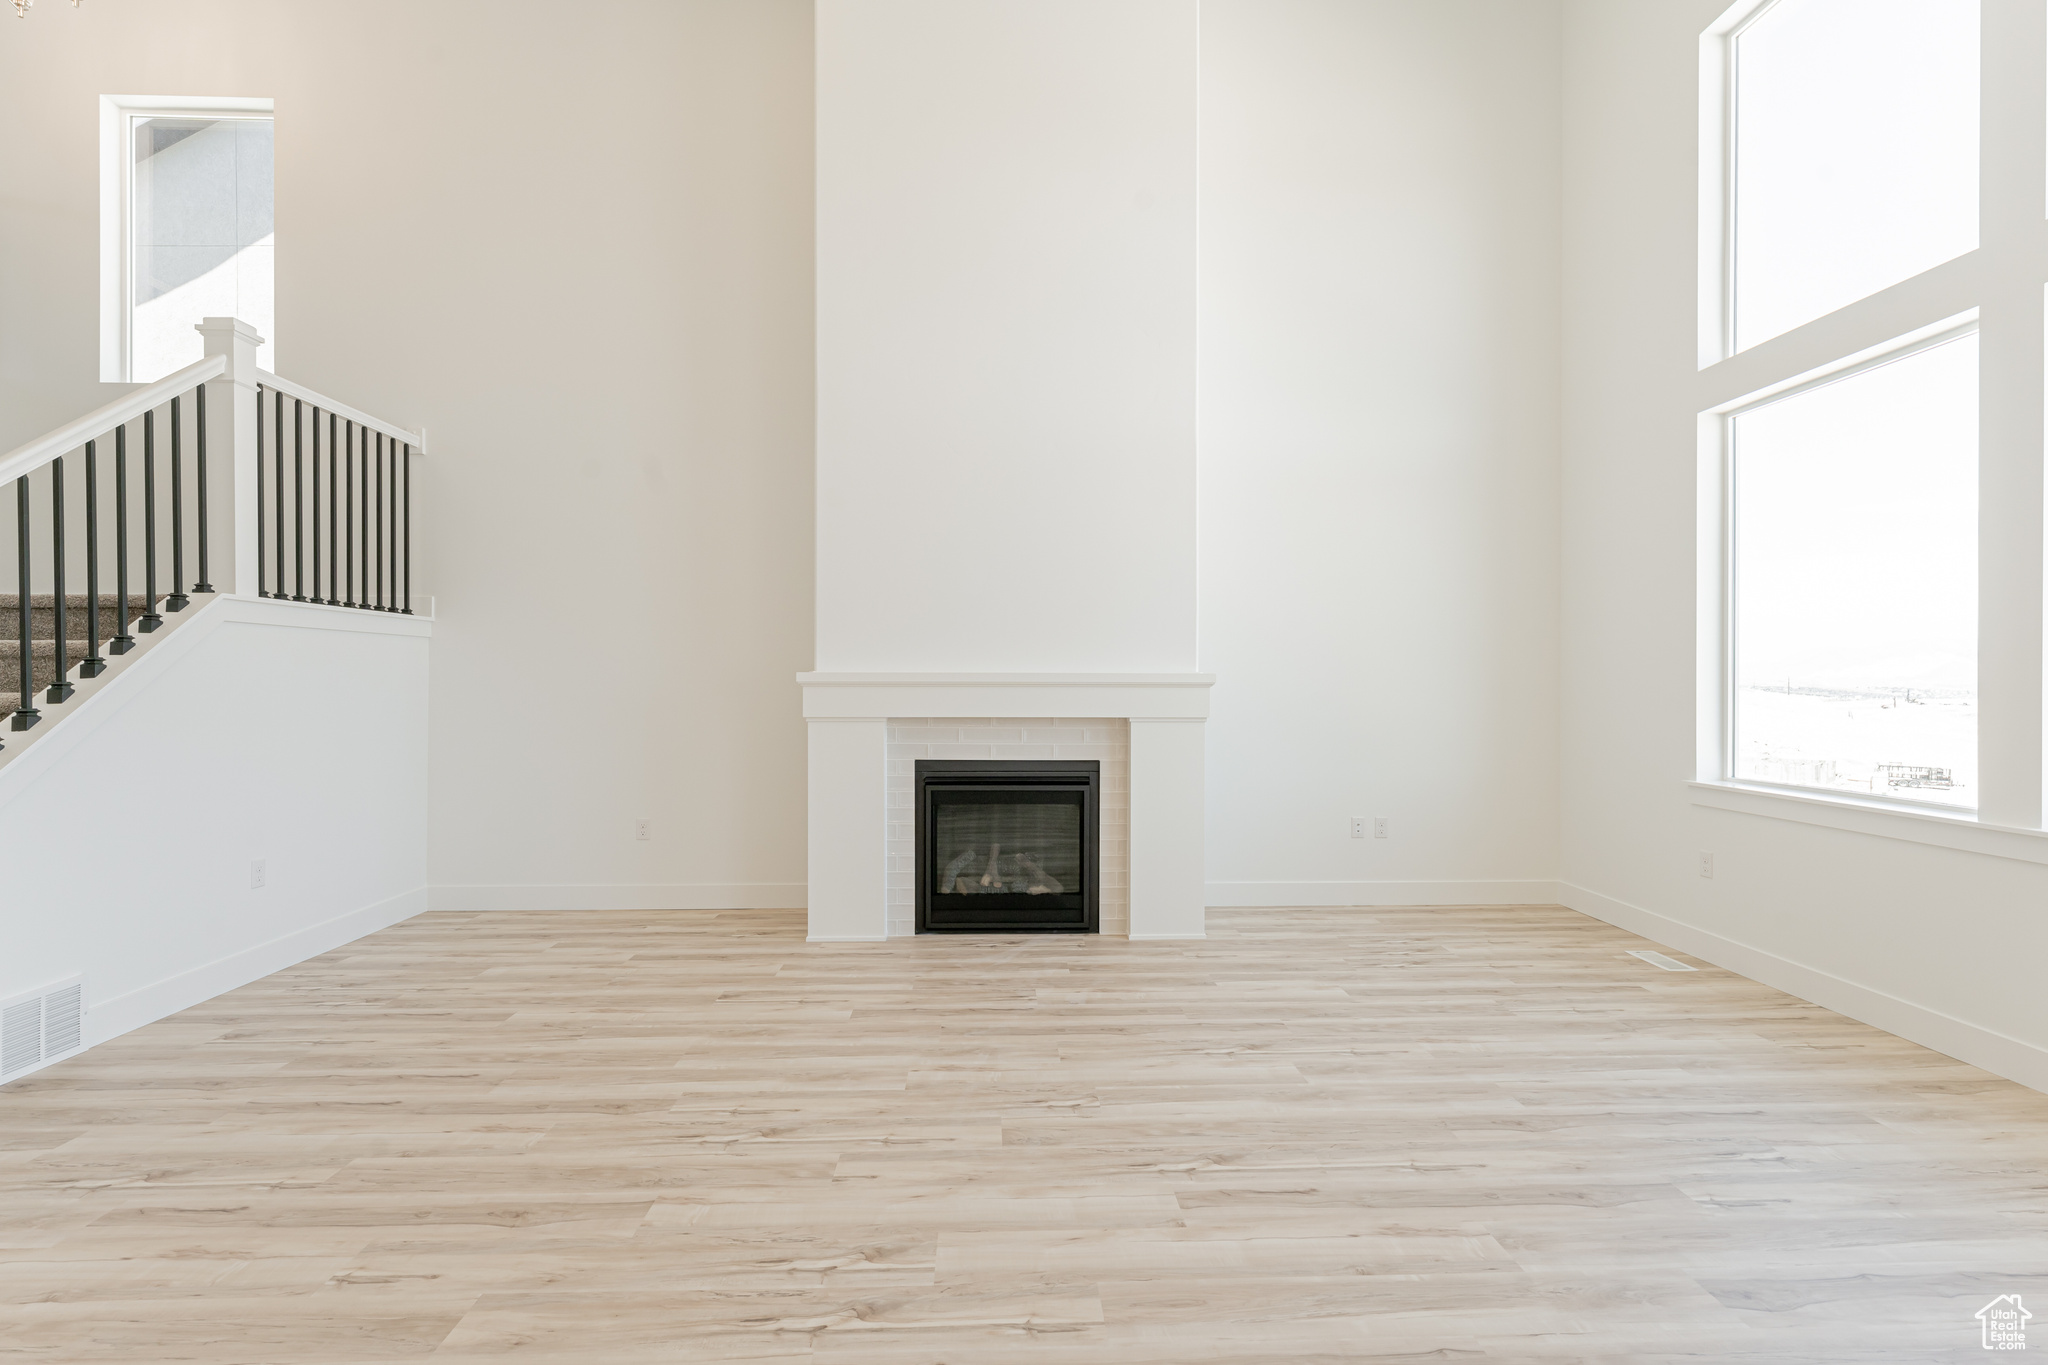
[3,906,2046,1362]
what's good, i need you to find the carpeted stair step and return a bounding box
[0,654,87,721]
[0,593,170,641]
[0,637,95,697]
[0,637,95,664]
[0,593,183,722]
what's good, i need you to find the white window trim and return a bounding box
[99,93,274,384]
[1688,780,2048,867]
[1694,0,2047,839]
[1697,0,1782,369]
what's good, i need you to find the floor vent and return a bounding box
[0,977,86,1081]
[1626,949,1696,972]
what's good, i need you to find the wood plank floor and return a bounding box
[2,906,2045,1362]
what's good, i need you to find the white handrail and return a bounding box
[0,354,226,487]
[255,370,427,453]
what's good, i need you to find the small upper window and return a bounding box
[101,96,273,382]
[1731,0,1978,351]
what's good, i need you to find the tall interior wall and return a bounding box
[1559,0,2048,1091]
[1198,0,1564,906]
[0,0,818,912]
[2,0,1567,925]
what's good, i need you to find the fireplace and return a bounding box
[915,760,1099,933]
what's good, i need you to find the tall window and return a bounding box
[101,96,274,382]
[1731,332,1978,807]
[1706,0,1987,814]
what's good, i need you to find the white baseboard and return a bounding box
[806,935,889,943]
[84,884,429,1052]
[1558,880,2048,1097]
[1205,879,1563,907]
[431,884,807,912]
[1127,932,1208,940]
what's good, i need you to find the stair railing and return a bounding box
[252,371,419,614]
[0,317,426,751]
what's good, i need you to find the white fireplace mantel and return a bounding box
[799,671,1213,942]
[798,672,1214,719]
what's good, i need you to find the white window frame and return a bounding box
[99,93,274,384]
[1692,0,2048,842]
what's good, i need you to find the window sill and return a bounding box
[1687,780,2048,866]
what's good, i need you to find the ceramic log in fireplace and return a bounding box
[915,760,1100,933]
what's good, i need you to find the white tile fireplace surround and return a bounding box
[800,674,1213,941]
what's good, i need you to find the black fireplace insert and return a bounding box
[915,760,1099,933]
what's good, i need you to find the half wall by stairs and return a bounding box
[0,316,432,1085]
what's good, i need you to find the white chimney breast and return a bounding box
[807,1,1207,939]
[814,0,1198,673]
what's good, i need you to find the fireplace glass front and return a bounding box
[916,760,1099,932]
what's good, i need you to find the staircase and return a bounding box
[0,316,424,765]
[0,314,432,1098]
[0,594,171,724]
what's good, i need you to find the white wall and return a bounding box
[0,598,428,1066]
[1198,0,1564,906]
[1560,0,2048,1092]
[0,1,818,911]
[5,1,1563,923]
[813,0,1198,673]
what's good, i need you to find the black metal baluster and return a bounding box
[402,442,412,614]
[12,477,39,730]
[194,382,213,595]
[274,389,286,596]
[328,412,339,604]
[256,386,267,598]
[375,431,385,610]
[167,395,189,611]
[311,406,322,604]
[80,438,105,678]
[46,456,72,702]
[387,432,397,611]
[386,434,397,613]
[293,398,306,601]
[139,411,163,633]
[112,425,135,653]
[360,424,370,610]
[344,421,355,608]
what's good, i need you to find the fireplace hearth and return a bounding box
[916,760,1099,933]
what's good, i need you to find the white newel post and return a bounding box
[196,317,265,599]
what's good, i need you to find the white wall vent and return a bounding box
[1626,950,1697,972]
[0,977,86,1082]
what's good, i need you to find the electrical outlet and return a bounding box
[250,858,267,889]
[1349,817,1366,839]
[1698,851,1714,879]
[1374,817,1389,839]
[635,819,651,842]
